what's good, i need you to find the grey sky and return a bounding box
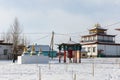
[0,0,120,45]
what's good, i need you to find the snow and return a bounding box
[0,58,120,80]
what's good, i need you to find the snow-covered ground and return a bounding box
[0,58,120,80]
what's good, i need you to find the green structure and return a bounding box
[58,38,82,63]
[27,44,57,57]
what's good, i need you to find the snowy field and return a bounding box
[0,58,120,80]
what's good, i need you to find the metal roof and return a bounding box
[28,45,51,51]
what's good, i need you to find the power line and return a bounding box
[104,21,120,28]
[32,35,50,42]
[55,33,81,38]
[0,32,51,34]
[23,32,51,34]
[1,20,120,37]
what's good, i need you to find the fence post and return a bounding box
[73,73,76,80]
[38,66,41,80]
[66,63,68,72]
[92,59,94,77]
[49,63,51,70]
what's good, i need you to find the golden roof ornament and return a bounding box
[30,44,36,56]
[22,46,28,56]
[32,45,35,52]
[94,23,101,28]
[38,48,42,56]
[23,46,27,53]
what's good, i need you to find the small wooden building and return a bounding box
[58,38,82,63]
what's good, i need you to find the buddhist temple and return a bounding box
[81,23,120,57]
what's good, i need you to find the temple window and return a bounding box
[88,47,90,52]
[93,47,96,52]
[88,37,91,41]
[93,36,96,41]
[4,49,8,55]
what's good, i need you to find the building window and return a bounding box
[88,47,90,52]
[4,49,8,55]
[88,37,90,41]
[83,47,85,50]
[82,47,86,51]
[93,47,96,52]
[93,36,96,41]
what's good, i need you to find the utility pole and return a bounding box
[50,31,54,59]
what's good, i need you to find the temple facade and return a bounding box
[81,24,120,57]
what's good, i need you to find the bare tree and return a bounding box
[1,18,30,61]
[5,28,11,43]
[1,32,6,41]
[10,18,22,62]
[20,35,30,47]
[1,30,11,43]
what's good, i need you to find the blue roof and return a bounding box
[28,45,51,51]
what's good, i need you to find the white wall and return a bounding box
[18,55,49,64]
[0,45,12,59]
[82,44,97,56]
[97,45,120,56]
[82,44,120,57]
[93,35,97,41]
[0,45,12,54]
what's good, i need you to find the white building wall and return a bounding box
[97,45,120,56]
[82,44,120,57]
[0,45,12,54]
[96,35,98,40]
[94,35,97,41]
[0,45,12,59]
[90,36,93,41]
[82,44,97,57]
[18,55,49,64]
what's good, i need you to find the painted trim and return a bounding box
[81,42,120,45]
[81,34,116,37]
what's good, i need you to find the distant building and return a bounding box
[81,23,120,57]
[28,44,57,57]
[0,40,13,59]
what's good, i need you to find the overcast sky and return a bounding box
[0,0,120,45]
